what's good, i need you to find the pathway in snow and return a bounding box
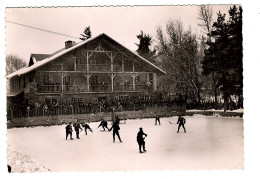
[7,116,244,171]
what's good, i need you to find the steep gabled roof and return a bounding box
[6,33,166,79]
[28,47,67,67]
[28,54,50,66]
[31,54,50,61]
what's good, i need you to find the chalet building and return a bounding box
[6,33,166,110]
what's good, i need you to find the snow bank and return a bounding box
[7,142,49,172]
[187,108,243,113]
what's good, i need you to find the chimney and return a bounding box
[65,40,75,49]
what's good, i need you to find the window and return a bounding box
[49,75,53,83]
[41,75,53,83]
[63,76,71,85]
[11,78,21,91]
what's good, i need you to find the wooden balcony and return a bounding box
[36,84,152,93]
[37,84,62,93]
[135,84,153,91]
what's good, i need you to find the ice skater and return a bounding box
[177,115,186,133]
[109,121,122,142]
[137,127,147,153]
[155,115,161,125]
[65,122,73,140]
[81,122,93,135]
[98,119,110,131]
[73,122,83,139]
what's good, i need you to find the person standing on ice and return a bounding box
[81,122,93,135]
[73,122,83,139]
[177,115,186,133]
[109,121,122,142]
[155,115,161,125]
[65,122,73,140]
[98,119,109,131]
[137,127,147,153]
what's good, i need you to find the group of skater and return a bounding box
[65,114,187,153]
[65,121,93,140]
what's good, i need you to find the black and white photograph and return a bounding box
[1,0,259,176]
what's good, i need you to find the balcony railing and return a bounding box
[63,85,88,93]
[36,84,152,93]
[37,84,62,93]
[89,84,110,92]
[66,64,123,72]
[135,84,153,91]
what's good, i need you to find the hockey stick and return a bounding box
[92,127,99,132]
[169,121,177,124]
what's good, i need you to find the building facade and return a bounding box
[6,34,166,116]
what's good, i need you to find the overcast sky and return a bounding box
[5,5,233,64]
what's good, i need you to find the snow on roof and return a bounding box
[6,33,166,79]
[30,54,50,62]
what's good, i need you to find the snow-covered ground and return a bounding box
[7,143,49,172]
[7,116,243,172]
[187,108,244,113]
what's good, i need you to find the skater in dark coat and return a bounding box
[98,119,109,131]
[109,121,122,142]
[73,122,83,139]
[137,127,147,153]
[81,122,93,135]
[155,115,161,125]
[65,122,73,140]
[177,115,186,133]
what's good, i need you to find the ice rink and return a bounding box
[7,115,244,171]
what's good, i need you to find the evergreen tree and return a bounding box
[202,5,243,111]
[135,31,156,62]
[80,26,92,40]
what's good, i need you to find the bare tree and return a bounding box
[198,5,213,34]
[6,54,26,75]
[155,19,202,104]
[197,5,220,106]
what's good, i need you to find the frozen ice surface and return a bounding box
[7,116,243,171]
